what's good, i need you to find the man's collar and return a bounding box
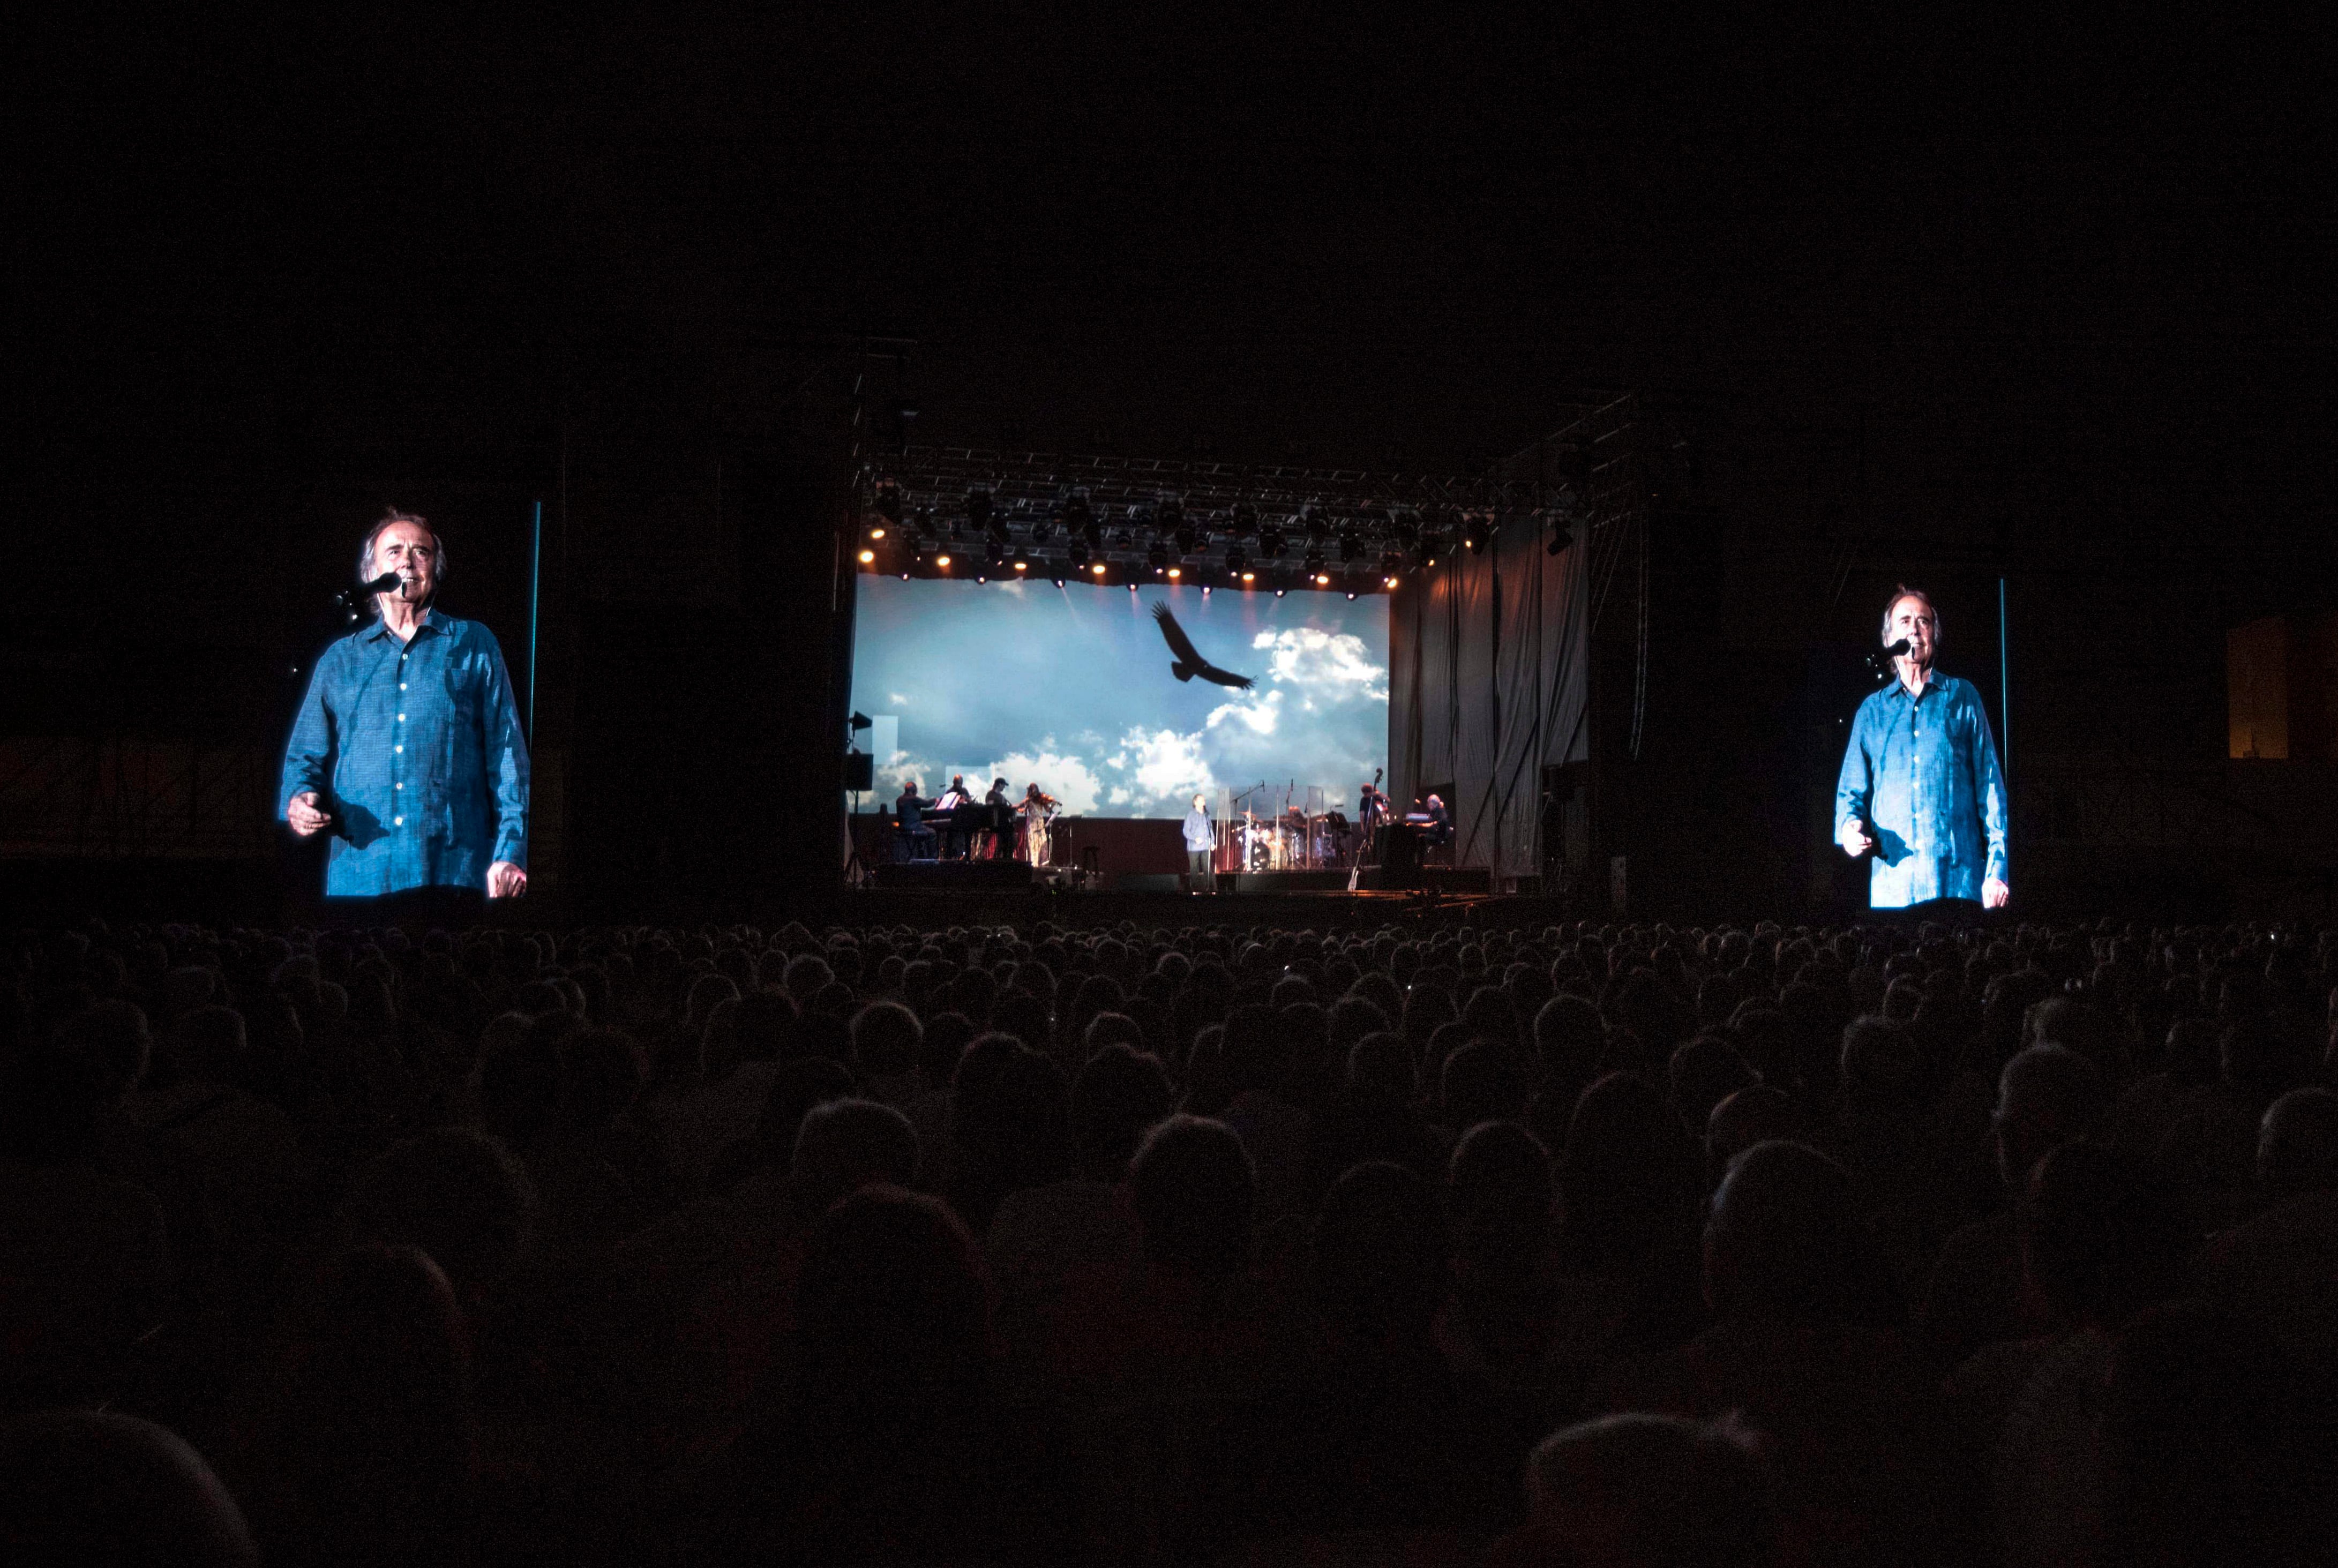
[362,606,447,643]
[1886,667,1943,701]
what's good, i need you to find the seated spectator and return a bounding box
[0,1409,257,1567]
[1492,1412,1775,1568]
[2202,1086,2338,1385]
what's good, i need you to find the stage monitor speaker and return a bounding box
[843,752,875,791]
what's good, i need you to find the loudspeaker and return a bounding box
[842,752,875,791]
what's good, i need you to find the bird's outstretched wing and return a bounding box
[1151,603,1204,665]
[1151,602,1255,688]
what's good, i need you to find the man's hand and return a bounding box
[1982,876,2010,910]
[287,791,332,837]
[487,861,528,898]
[1838,820,1875,858]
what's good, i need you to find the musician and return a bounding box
[1835,587,2009,911]
[1182,792,1215,894]
[1359,781,1388,831]
[932,774,973,858]
[1422,793,1452,859]
[979,776,1013,859]
[281,509,528,913]
[1022,783,1060,867]
[895,777,938,860]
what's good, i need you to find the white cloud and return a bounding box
[1206,688,1283,736]
[1256,627,1388,702]
[1115,725,1218,801]
[888,692,910,706]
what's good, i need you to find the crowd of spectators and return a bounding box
[4,911,2334,1565]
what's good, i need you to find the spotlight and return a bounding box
[1339,530,1361,564]
[1063,491,1095,542]
[913,504,935,538]
[1147,542,1168,572]
[1225,544,1248,575]
[1174,521,1197,554]
[1460,512,1488,551]
[1346,591,1357,600]
[1302,507,1329,542]
[1200,584,1210,597]
[1167,565,1182,579]
[1090,561,1107,576]
[1067,537,1090,571]
[1261,524,1287,559]
[857,548,875,565]
[1384,574,1400,589]
[1303,547,1327,577]
[985,538,1005,568]
[868,524,887,541]
[965,487,993,535]
[935,552,951,568]
[1232,500,1258,534]
[873,477,903,524]
[1546,517,1575,556]
[1157,495,1183,537]
[1052,574,1066,588]
[1011,546,1029,572]
[1240,569,1256,586]
[1314,573,1331,587]
[976,572,988,583]
[1127,582,1137,594]
[1392,509,1421,546]
[1380,549,1403,576]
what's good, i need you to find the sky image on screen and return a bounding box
[851,576,1389,817]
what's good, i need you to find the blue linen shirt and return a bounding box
[1834,670,2007,908]
[279,609,529,897]
[1183,807,1213,851]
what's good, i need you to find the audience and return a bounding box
[2,911,2332,1563]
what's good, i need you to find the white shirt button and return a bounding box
[398,714,406,722]
[394,815,404,826]
[395,745,403,754]
[400,682,407,691]
[395,783,402,791]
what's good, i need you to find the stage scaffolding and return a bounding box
[0,736,277,859]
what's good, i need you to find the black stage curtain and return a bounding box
[1388,513,1589,880]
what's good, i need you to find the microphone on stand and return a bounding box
[1883,638,1910,657]
[1866,639,1913,681]
[334,572,405,622]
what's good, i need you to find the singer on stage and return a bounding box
[1835,587,2007,911]
[281,510,530,909]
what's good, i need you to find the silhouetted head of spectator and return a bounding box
[1083,1010,1146,1056]
[560,1025,646,1133]
[2258,1086,2338,1197]
[1220,1001,1294,1100]
[1462,984,1519,1049]
[780,952,834,1003]
[1071,1041,1173,1182]
[1615,968,1694,1056]
[2021,1140,2189,1332]
[794,1185,990,1415]
[1704,1086,1799,1186]
[1441,1040,1526,1130]
[1561,1071,1698,1269]
[1449,1119,1553,1256]
[792,1098,919,1215]
[2161,1016,2221,1087]
[1130,1114,1255,1278]
[1534,993,1606,1097]
[2218,1012,2292,1112]
[1,1001,154,1164]
[344,1129,535,1306]
[0,1410,257,1568]
[1669,1034,1758,1133]
[161,1004,247,1089]
[849,1000,923,1084]
[478,1021,564,1153]
[1313,1160,1447,1347]
[1838,1014,1927,1126]
[268,1244,474,1547]
[1703,1140,1863,1323]
[1523,1412,1774,1568]
[1994,1043,2108,1191]
[756,1056,856,1168]
[1347,1030,1418,1107]
[917,1010,974,1090]
[1328,994,1391,1059]
[2103,1303,2296,1568]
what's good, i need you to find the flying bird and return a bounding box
[1151,603,1254,689]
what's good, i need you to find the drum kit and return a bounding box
[1232,794,1354,872]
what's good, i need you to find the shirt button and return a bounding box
[394,815,404,826]
[395,783,402,791]
[395,745,403,754]
[398,714,406,722]
[400,682,407,691]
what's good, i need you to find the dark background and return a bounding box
[11,9,2332,917]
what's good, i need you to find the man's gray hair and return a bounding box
[358,508,448,593]
[1880,585,1938,646]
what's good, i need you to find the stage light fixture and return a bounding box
[1011,546,1029,572]
[1240,569,1256,586]
[1546,516,1575,556]
[1232,500,1258,534]
[935,553,951,568]
[985,538,1005,568]
[1090,560,1107,576]
[1384,574,1400,590]
[1380,549,1403,576]
[913,504,935,538]
[1315,572,1331,587]
[965,487,993,533]
[1063,491,1095,539]
[1460,512,1487,551]
[1393,509,1421,546]
[857,548,875,565]
[1302,507,1329,542]
[1339,530,1361,563]
[1303,547,1327,577]
[1127,582,1138,594]
[1200,584,1210,597]
[1261,524,1287,559]
[868,524,886,541]
[1158,495,1183,534]
[976,572,987,583]
[1166,565,1182,580]
[1147,542,1168,572]
[1346,590,1357,600]
[1051,574,1065,588]
[1067,537,1091,569]
[873,478,904,524]
[1225,545,1248,575]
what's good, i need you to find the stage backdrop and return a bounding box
[850,576,1389,817]
[1388,512,1590,881]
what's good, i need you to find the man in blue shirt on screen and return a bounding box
[1835,587,2009,912]
[281,511,529,911]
